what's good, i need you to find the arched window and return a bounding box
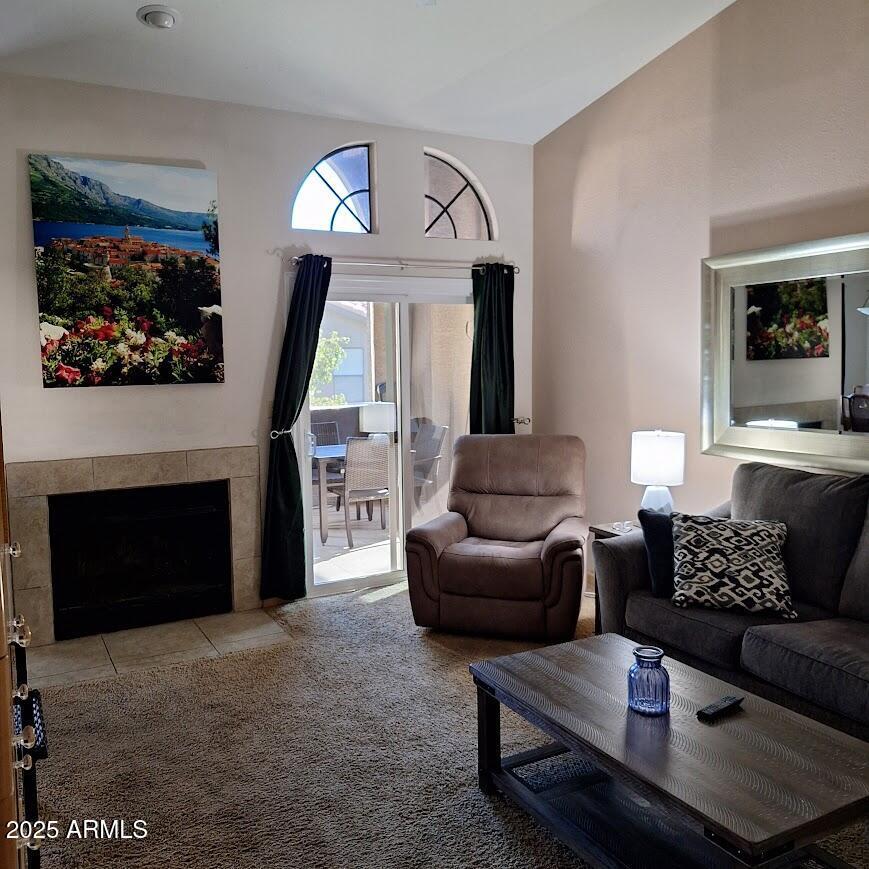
[292,144,372,233]
[424,149,494,240]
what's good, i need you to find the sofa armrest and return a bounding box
[541,517,588,579]
[593,531,650,634]
[406,511,468,562]
[707,500,731,519]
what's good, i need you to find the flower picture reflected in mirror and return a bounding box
[29,154,223,387]
[745,278,829,361]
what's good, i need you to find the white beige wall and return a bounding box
[0,75,533,464]
[533,0,869,522]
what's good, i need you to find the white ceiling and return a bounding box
[0,0,735,144]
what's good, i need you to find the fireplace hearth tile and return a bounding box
[93,451,188,490]
[28,635,112,678]
[103,620,213,662]
[8,496,50,590]
[6,458,94,497]
[195,609,282,647]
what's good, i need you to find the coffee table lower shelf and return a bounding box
[475,683,853,869]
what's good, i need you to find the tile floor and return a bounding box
[312,500,396,584]
[28,609,290,688]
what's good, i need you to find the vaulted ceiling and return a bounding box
[0,0,735,143]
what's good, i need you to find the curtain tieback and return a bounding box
[269,428,293,440]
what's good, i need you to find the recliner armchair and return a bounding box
[406,434,588,641]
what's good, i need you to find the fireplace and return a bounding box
[49,480,233,640]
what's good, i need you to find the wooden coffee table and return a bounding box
[470,633,869,868]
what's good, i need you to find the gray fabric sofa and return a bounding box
[593,463,869,739]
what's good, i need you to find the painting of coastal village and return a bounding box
[28,154,223,387]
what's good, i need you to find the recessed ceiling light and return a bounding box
[136,5,179,29]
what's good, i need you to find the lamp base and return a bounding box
[640,485,673,514]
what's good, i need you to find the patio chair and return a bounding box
[332,434,390,548]
[311,421,346,509]
[411,424,448,508]
[311,420,340,446]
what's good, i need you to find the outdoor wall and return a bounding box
[0,74,533,464]
[533,0,869,522]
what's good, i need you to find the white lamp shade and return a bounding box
[359,401,396,433]
[631,430,685,487]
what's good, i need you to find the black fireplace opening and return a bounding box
[49,480,233,640]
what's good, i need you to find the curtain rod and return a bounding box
[289,256,520,275]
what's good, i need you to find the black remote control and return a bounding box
[697,695,744,723]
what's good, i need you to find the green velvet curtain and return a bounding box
[470,263,515,435]
[261,254,332,600]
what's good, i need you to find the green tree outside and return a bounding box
[310,330,349,407]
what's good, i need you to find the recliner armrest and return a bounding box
[541,517,588,577]
[707,500,731,519]
[406,511,468,561]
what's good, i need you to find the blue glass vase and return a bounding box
[627,646,670,716]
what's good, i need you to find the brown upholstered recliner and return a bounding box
[406,434,588,641]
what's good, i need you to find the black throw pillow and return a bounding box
[637,509,674,598]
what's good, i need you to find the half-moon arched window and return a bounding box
[292,144,372,233]
[424,149,494,240]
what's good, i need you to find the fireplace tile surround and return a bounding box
[5,446,262,646]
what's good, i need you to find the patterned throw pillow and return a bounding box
[671,513,797,619]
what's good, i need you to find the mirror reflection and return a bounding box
[730,272,869,434]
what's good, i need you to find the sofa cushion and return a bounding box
[671,512,795,619]
[839,510,869,622]
[731,463,869,612]
[637,509,675,597]
[625,590,830,670]
[741,619,869,725]
[439,538,543,600]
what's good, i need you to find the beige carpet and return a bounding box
[37,587,866,868]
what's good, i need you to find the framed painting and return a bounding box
[29,154,223,387]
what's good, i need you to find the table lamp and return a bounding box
[630,430,685,514]
[359,401,397,434]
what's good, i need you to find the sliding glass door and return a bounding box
[295,276,472,596]
[405,303,473,529]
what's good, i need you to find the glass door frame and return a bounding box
[293,272,473,598]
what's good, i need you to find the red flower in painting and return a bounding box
[42,339,58,357]
[135,316,153,334]
[102,306,114,318]
[55,363,82,385]
[85,372,103,386]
